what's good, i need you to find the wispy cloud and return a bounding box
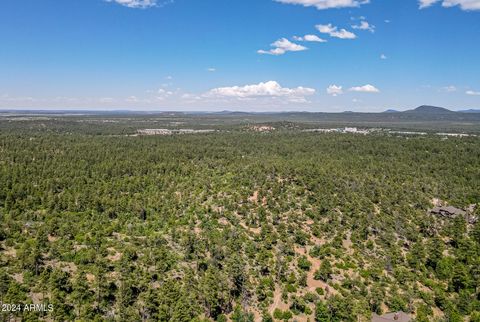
[258,38,307,55]
[316,24,356,39]
[419,0,440,8]
[352,20,375,33]
[99,97,115,103]
[105,0,174,9]
[0,94,36,102]
[466,90,480,95]
[442,85,457,92]
[274,0,370,10]
[157,88,174,100]
[419,0,480,10]
[105,0,158,8]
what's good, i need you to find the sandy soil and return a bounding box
[249,190,259,203]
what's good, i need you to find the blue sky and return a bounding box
[1,0,479,112]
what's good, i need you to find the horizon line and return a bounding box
[1,107,480,114]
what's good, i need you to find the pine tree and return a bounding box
[315,301,331,322]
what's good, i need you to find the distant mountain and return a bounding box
[404,105,454,114]
[210,110,252,115]
[383,106,479,114]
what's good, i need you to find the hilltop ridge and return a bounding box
[404,105,455,114]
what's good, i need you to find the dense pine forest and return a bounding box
[1,115,480,321]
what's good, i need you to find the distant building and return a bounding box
[138,129,172,135]
[436,133,473,137]
[137,129,215,136]
[303,128,339,133]
[389,131,427,136]
[372,312,411,322]
[343,127,369,134]
[250,125,275,132]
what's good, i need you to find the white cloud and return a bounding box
[257,48,285,55]
[442,85,457,92]
[105,0,157,8]
[258,38,308,55]
[316,24,357,39]
[126,95,139,102]
[181,93,200,100]
[326,85,344,96]
[274,0,370,10]
[205,81,315,102]
[466,90,480,95]
[352,20,375,33]
[419,0,440,8]
[99,97,115,103]
[293,34,327,42]
[380,54,387,59]
[443,0,480,10]
[349,84,380,93]
[0,94,36,102]
[419,0,480,10]
[157,88,174,100]
[327,84,380,95]
[207,68,216,72]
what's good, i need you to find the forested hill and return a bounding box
[0,117,479,321]
[403,106,456,114]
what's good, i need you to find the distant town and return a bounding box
[136,126,478,138]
